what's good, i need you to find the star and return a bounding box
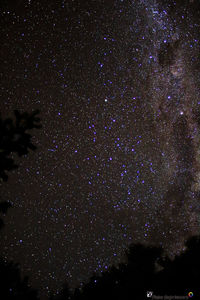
[0,0,199,298]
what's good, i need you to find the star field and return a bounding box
[0,0,200,298]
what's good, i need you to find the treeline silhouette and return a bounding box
[1,233,200,300]
[52,236,200,300]
[0,110,200,300]
[0,110,41,299]
[0,109,41,229]
[0,258,39,300]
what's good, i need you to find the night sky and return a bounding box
[0,0,200,298]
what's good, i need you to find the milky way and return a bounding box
[0,0,199,298]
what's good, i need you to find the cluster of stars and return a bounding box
[0,0,200,298]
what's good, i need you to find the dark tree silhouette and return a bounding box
[0,109,41,228]
[0,109,41,182]
[53,236,200,300]
[52,244,162,300]
[155,235,200,296]
[0,110,41,299]
[0,258,39,299]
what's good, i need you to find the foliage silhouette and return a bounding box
[0,109,41,182]
[0,257,39,299]
[0,109,41,228]
[155,235,200,296]
[0,110,41,299]
[53,236,200,300]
